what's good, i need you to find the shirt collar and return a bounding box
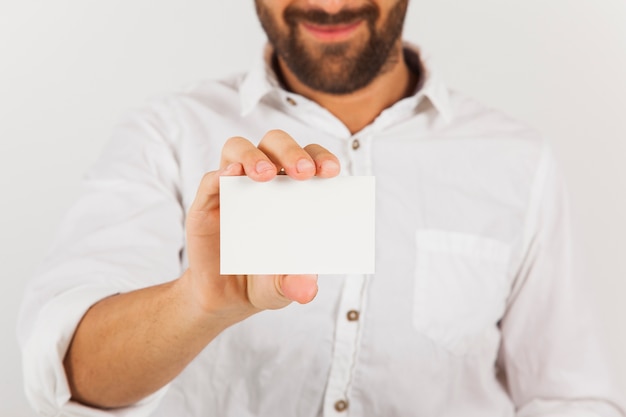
[239,43,454,124]
[402,43,454,124]
[239,45,280,117]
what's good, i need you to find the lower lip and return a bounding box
[300,21,363,42]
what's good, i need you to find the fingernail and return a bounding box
[296,159,315,173]
[322,160,340,173]
[256,160,273,174]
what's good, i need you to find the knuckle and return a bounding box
[201,171,215,183]
[223,137,262,164]
[265,129,289,139]
[259,129,296,150]
[241,148,263,162]
[304,143,325,154]
[224,136,249,148]
[305,144,336,160]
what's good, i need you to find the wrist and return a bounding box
[176,269,258,328]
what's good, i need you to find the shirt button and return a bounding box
[334,399,349,412]
[346,310,360,321]
[286,97,297,106]
[351,139,360,150]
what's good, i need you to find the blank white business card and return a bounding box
[220,176,375,275]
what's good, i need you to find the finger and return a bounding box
[257,130,316,180]
[188,162,244,215]
[279,274,319,304]
[246,274,291,310]
[246,274,318,309]
[303,144,341,178]
[220,136,277,182]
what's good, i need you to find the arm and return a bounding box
[64,133,339,408]
[64,130,341,408]
[497,144,626,416]
[18,100,340,414]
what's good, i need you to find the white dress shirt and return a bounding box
[18,46,626,417]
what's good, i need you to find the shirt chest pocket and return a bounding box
[413,230,512,355]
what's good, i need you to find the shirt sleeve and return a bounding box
[497,143,626,416]
[17,98,185,417]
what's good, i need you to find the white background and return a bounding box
[1,1,625,415]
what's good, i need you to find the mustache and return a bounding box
[284,4,379,27]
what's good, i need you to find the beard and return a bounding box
[255,0,408,95]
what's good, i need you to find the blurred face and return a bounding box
[255,0,409,95]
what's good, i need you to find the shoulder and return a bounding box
[425,89,558,201]
[147,72,247,119]
[177,73,246,104]
[446,90,543,145]
[114,72,248,139]
[443,89,551,170]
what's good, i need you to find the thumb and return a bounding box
[246,274,318,310]
[278,274,319,304]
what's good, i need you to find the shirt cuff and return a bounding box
[21,284,169,417]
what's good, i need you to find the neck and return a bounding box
[276,41,419,135]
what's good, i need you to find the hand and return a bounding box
[182,129,341,321]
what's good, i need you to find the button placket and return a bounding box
[346,310,360,321]
[322,274,368,416]
[334,400,349,412]
[347,134,373,176]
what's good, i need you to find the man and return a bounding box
[18,0,625,416]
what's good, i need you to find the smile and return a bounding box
[300,20,364,42]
